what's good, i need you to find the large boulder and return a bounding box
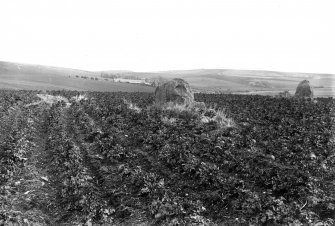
[155,78,194,105]
[294,80,314,99]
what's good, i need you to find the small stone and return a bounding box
[40,176,49,181]
[267,154,275,160]
[310,153,316,159]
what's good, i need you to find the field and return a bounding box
[0,61,154,92]
[1,61,334,97]
[233,87,335,98]
[142,69,335,97]
[0,90,334,225]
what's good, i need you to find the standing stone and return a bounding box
[154,78,194,105]
[295,80,314,99]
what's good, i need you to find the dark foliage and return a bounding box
[0,90,334,225]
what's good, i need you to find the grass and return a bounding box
[0,76,154,92]
[159,101,235,129]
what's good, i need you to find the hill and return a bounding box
[1,61,334,96]
[101,68,334,97]
[137,69,335,96]
[0,61,154,92]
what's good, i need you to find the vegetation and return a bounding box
[0,90,334,225]
[2,61,334,96]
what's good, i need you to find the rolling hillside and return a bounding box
[101,68,334,96]
[1,61,334,96]
[0,61,154,92]
[142,69,335,96]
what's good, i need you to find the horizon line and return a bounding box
[1,60,334,76]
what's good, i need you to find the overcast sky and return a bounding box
[0,0,334,73]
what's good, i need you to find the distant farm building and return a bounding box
[277,90,291,98]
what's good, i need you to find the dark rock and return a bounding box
[294,80,314,99]
[154,78,194,105]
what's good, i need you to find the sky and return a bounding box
[0,0,334,73]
